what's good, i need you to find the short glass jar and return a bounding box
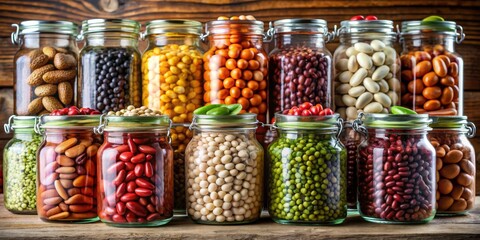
[95,115,174,226]
[333,20,400,121]
[267,113,347,225]
[354,113,436,224]
[11,21,78,115]
[399,20,465,116]
[185,114,264,224]
[78,19,142,113]
[339,122,363,210]
[141,20,204,213]
[3,116,41,214]
[429,116,476,215]
[35,115,101,222]
[269,19,333,115]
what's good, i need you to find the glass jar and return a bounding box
[11,21,79,115]
[269,19,333,115]
[185,114,264,224]
[78,19,142,113]
[399,20,465,116]
[333,20,400,121]
[428,116,476,215]
[35,115,101,222]
[267,113,347,225]
[141,20,204,213]
[353,113,436,224]
[3,116,41,214]
[95,115,174,226]
[203,20,269,141]
[339,122,363,210]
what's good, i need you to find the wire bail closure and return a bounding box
[466,121,476,138]
[3,115,15,134]
[11,24,20,45]
[353,112,368,137]
[93,114,108,135]
[34,115,44,135]
[456,24,465,44]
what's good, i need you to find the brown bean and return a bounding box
[440,87,454,105]
[69,204,93,213]
[69,212,97,219]
[56,155,75,166]
[439,164,460,179]
[456,173,473,187]
[59,202,69,212]
[450,185,464,200]
[54,180,69,200]
[414,61,432,77]
[46,206,62,217]
[65,194,94,205]
[48,211,70,220]
[461,188,473,200]
[444,149,463,164]
[423,100,441,111]
[55,138,78,153]
[422,86,441,99]
[436,147,446,158]
[86,145,98,157]
[68,188,82,197]
[422,72,439,87]
[43,197,63,206]
[65,144,86,158]
[401,70,413,81]
[408,79,424,93]
[438,179,453,195]
[440,76,455,87]
[73,175,95,187]
[449,199,467,212]
[59,173,78,180]
[436,158,443,171]
[448,62,459,77]
[56,166,76,174]
[437,196,454,210]
[459,159,475,175]
[432,56,448,77]
[41,189,59,199]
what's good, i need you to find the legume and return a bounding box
[107,105,162,116]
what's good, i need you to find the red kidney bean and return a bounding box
[358,129,436,223]
[125,171,136,182]
[116,183,126,197]
[115,145,129,153]
[128,139,137,154]
[119,152,133,162]
[131,153,146,164]
[116,202,126,215]
[108,161,124,174]
[135,178,154,190]
[126,201,147,217]
[124,162,135,171]
[126,212,137,222]
[113,170,126,186]
[135,188,153,197]
[120,193,138,202]
[127,181,136,193]
[146,154,153,161]
[145,162,153,178]
[132,137,150,144]
[112,214,127,223]
[134,164,145,177]
[138,145,156,154]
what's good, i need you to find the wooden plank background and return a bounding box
[0,0,479,194]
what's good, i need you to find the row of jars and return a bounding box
[12,18,466,119]
[3,112,476,225]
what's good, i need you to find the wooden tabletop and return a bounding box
[0,195,479,239]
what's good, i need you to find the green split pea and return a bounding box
[267,132,347,224]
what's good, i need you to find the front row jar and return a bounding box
[185,114,264,224]
[96,115,174,226]
[268,113,347,225]
[354,113,436,224]
[36,115,101,222]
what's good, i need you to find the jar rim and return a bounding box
[206,20,264,36]
[273,18,328,34]
[361,113,432,130]
[400,20,458,37]
[39,115,101,129]
[274,113,341,131]
[15,20,79,36]
[192,113,258,129]
[145,19,202,36]
[81,19,141,35]
[4,116,36,133]
[429,116,475,136]
[101,115,171,132]
[338,20,395,35]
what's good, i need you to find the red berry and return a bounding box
[59,108,68,115]
[310,106,320,115]
[350,15,365,21]
[365,15,378,20]
[90,110,101,115]
[301,109,312,116]
[315,104,324,112]
[300,102,313,110]
[323,108,334,116]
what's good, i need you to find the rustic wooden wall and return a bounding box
[0,0,479,194]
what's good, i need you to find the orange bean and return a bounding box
[218,67,230,80]
[408,79,424,94]
[440,76,455,87]
[432,56,448,77]
[241,88,253,98]
[250,94,262,106]
[240,41,251,49]
[247,81,259,90]
[204,81,211,91]
[414,61,432,78]
[217,89,229,100]
[258,80,267,90]
[225,96,237,104]
[448,62,459,77]
[231,68,242,80]
[240,49,254,60]
[253,70,263,81]
[401,70,414,82]
[225,59,237,70]
[422,86,442,100]
[414,51,432,62]
[228,49,240,59]
[237,59,248,69]
[259,90,267,100]
[414,95,427,106]
[248,107,259,114]
[229,44,242,50]
[422,72,439,87]
[243,70,253,80]
[248,60,260,70]
[230,87,241,98]
[440,86,454,105]
[203,91,211,102]
[203,71,211,81]
[424,99,441,111]
[238,97,250,109]
[235,79,246,88]
[215,49,228,58]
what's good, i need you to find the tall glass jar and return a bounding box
[3,116,41,214]
[353,113,436,224]
[95,115,174,226]
[339,122,363,210]
[185,114,264,224]
[428,116,475,215]
[267,113,347,225]
[141,20,204,213]
[333,20,400,121]
[269,19,333,115]
[11,21,78,115]
[35,115,101,222]
[399,20,465,116]
[203,20,269,142]
[78,19,142,114]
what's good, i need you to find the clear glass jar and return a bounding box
[78,19,142,113]
[185,114,264,224]
[141,20,204,213]
[35,115,101,222]
[95,115,174,226]
[267,113,347,225]
[269,19,333,115]
[203,20,269,142]
[333,20,400,121]
[353,113,436,224]
[11,21,79,115]
[428,116,475,215]
[399,20,465,116]
[3,116,41,214]
[339,122,363,210]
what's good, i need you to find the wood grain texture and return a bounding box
[0,195,479,239]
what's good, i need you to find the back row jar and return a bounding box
[399,20,465,116]
[78,19,142,114]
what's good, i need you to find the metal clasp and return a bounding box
[352,112,368,137]
[326,25,336,43]
[466,121,476,138]
[76,29,85,42]
[396,24,403,44]
[93,114,108,135]
[456,24,465,44]
[11,24,20,45]
[200,23,210,42]
[263,22,275,43]
[336,117,344,139]
[34,115,44,135]
[3,115,15,134]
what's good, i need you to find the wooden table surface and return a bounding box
[0,195,479,239]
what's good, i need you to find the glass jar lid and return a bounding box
[430,116,476,137]
[356,113,432,130]
[205,20,264,36]
[80,19,141,35]
[272,18,328,34]
[11,20,78,44]
[37,115,101,129]
[95,115,171,133]
[191,114,258,130]
[144,19,202,36]
[274,113,342,131]
[400,20,465,43]
[337,20,396,37]
[4,116,36,133]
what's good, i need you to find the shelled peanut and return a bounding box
[400,44,461,115]
[142,44,203,123]
[21,47,76,115]
[37,133,100,221]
